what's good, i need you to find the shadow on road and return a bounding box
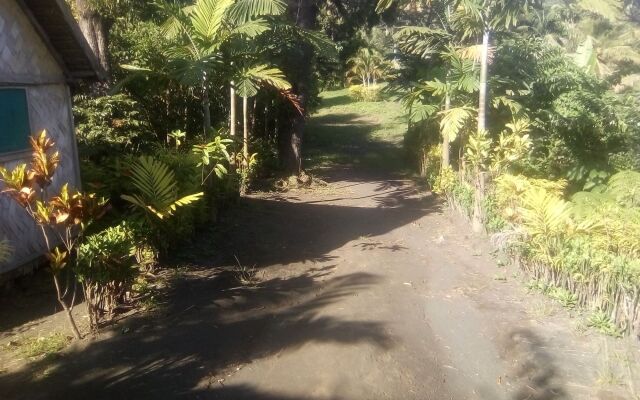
[0,177,437,399]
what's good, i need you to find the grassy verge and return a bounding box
[305,88,408,172]
[6,332,71,359]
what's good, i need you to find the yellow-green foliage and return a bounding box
[421,144,441,185]
[494,174,567,224]
[13,333,70,359]
[347,84,382,102]
[571,171,640,259]
[493,171,640,335]
[433,165,457,195]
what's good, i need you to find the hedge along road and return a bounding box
[1,89,637,399]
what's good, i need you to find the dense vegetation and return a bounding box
[1,0,639,341]
[381,0,640,336]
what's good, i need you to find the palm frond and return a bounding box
[191,0,235,41]
[227,0,286,24]
[457,44,495,63]
[410,103,439,122]
[236,64,291,97]
[375,0,394,13]
[439,106,475,141]
[229,19,270,37]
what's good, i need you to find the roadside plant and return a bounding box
[191,134,232,185]
[121,156,204,258]
[77,222,138,329]
[0,131,107,339]
[235,151,258,194]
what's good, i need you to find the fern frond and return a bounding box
[122,156,203,220]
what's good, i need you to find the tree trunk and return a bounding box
[230,82,237,136]
[243,96,249,164]
[442,90,451,168]
[280,0,316,175]
[53,274,81,339]
[251,97,257,136]
[478,29,490,133]
[473,30,490,233]
[75,0,111,74]
[203,87,211,134]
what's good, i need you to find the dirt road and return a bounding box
[0,92,636,399]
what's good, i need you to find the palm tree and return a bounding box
[154,0,287,133]
[390,9,480,168]
[398,37,479,167]
[560,1,640,85]
[233,63,292,163]
[346,47,391,87]
[450,0,535,133]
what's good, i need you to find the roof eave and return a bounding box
[17,0,106,82]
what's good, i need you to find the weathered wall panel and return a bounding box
[0,0,80,274]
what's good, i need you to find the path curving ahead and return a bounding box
[1,90,635,399]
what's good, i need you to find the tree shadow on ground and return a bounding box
[318,94,352,108]
[304,113,406,173]
[0,268,389,399]
[0,268,60,337]
[506,329,568,400]
[0,177,436,399]
[188,184,438,268]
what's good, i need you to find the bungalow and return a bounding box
[0,0,102,276]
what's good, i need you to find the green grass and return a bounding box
[8,332,71,359]
[305,88,408,172]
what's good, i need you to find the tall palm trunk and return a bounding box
[478,30,490,133]
[442,90,451,168]
[203,86,211,134]
[472,29,491,233]
[230,82,237,136]
[243,96,249,164]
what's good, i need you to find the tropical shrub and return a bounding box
[121,156,204,260]
[348,84,383,102]
[488,171,640,336]
[74,93,154,159]
[0,131,106,339]
[77,223,138,328]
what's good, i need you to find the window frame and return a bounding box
[0,87,33,162]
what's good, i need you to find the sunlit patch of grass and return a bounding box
[306,88,408,172]
[7,332,71,359]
